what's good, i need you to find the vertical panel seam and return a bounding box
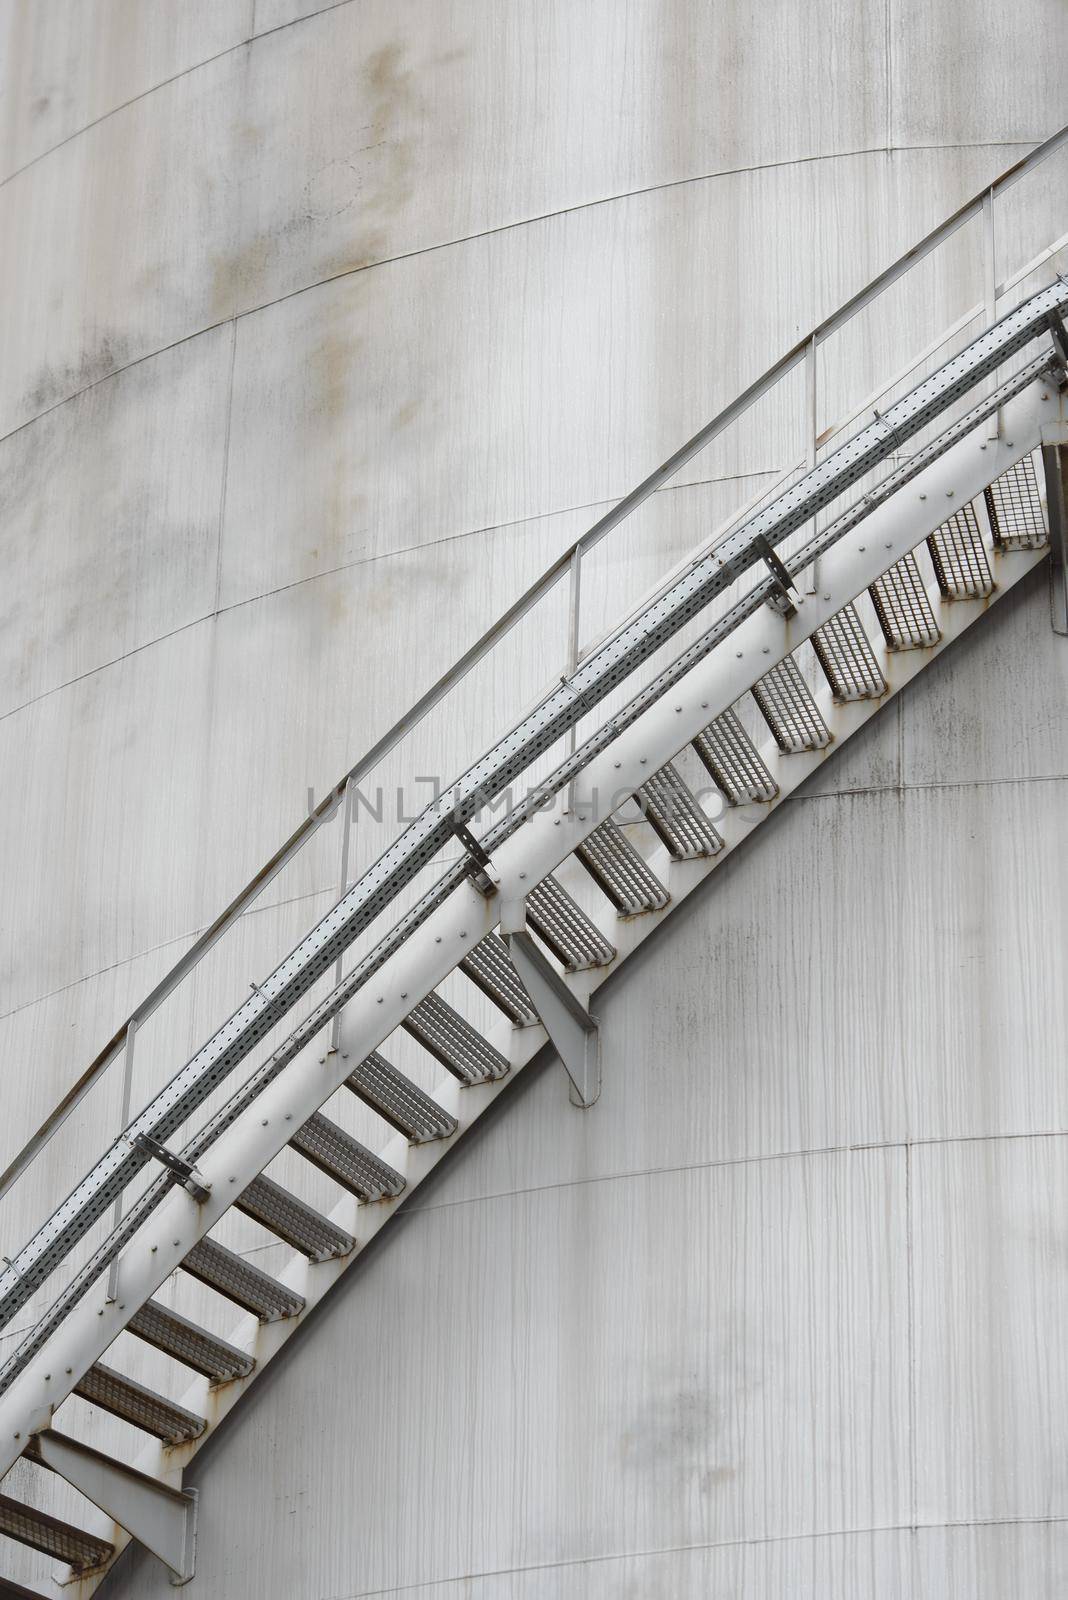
[905,1140,917,1532]
[886,0,895,154]
[214,319,240,618]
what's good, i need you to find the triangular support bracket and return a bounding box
[502,899,600,1108]
[28,1428,197,1585]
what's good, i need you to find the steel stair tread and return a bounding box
[127,1299,253,1383]
[927,502,994,598]
[181,1237,305,1322]
[344,1052,457,1143]
[233,1175,354,1261]
[524,875,615,971]
[692,708,778,804]
[637,762,724,860]
[73,1362,205,1444]
[575,819,669,914]
[402,993,509,1084]
[811,602,886,701]
[869,549,940,649]
[0,1492,112,1574]
[460,933,538,1024]
[984,453,1047,549]
[290,1112,405,1202]
[752,656,832,752]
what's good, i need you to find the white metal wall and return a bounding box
[1,0,1066,1593]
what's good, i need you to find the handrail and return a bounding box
[3,118,1066,1209]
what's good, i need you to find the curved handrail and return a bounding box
[3,118,1066,1207]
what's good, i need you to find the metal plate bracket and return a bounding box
[132,1136,211,1205]
[755,535,798,617]
[502,901,600,1108]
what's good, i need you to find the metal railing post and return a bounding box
[328,779,355,1054]
[104,1018,136,1303]
[984,187,1002,439]
[566,548,582,810]
[805,335,822,592]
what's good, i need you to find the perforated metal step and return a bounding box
[869,550,940,648]
[181,1238,304,1322]
[128,1299,253,1383]
[984,453,1047,549]
[0,1492,112,1574]
[576,819,670,914]
[234,1175,354,1261]
[73,1363,205,1444]
[460,933,538,1024]
[927,503,994,598]
[637,763,724,860]
[525,875,615,971]
[812,603,886,700]
[403,994,509,1084]
[692,708,778,803]
[290,1112,405,1202]
[752,656,832,752]
[344,1052,457,1143]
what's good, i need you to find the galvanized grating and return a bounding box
[751,656,832,752]
[869,550,941,649]
[0,1491,113,1572]
[692,708,778,803]
[74,1362,206,1444]
[525,875,615,971]
[181,1238,304,1322]
[234,1174,354,1261]
[461,933,538,1024]
[637,762,724,860]
[576,818,670,914]
[345,1051,457,1143]
[403,993,509,1085]
[812,602,887,700]
[128,1299,254,1383]
[927,502,994,598]
[290,1111,405,1202]
[984,453,1047,549]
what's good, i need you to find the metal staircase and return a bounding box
[2,128,1068,1594]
